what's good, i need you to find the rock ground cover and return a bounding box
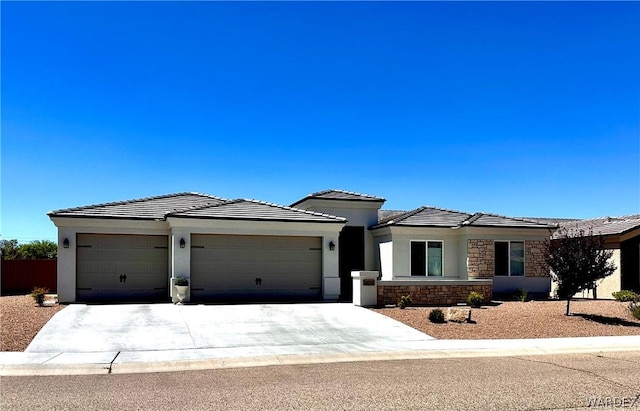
[372,299,640,339]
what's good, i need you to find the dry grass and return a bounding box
[372,299,640,339]
[0,295,65,351]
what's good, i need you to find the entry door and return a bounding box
[339,226,365,301]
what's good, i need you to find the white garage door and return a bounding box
[190,234,322,301]
[76,234,169,301]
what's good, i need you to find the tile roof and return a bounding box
[553,214,640,238]
[47,193,227,220]
[168,199,346,223]
[291,189,385,207]
[372,206,557,229]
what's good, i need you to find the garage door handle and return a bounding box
[255,277,262,285]
[119,274,127,283]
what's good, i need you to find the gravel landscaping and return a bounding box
[1,295,65,351]
[1,296,639,353]
[372,299,640,340]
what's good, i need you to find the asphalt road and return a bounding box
[2,351,640,410]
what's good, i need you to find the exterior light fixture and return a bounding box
[63,238,70,248]
[179,238,186,248]
[329,241,335,251]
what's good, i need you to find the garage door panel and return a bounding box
[191,234,322,300]
[76,234,168,302]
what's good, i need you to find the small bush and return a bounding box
[174,277,189,286]
[612,290,639,302]
[516,288,528,302]
[629,302,640,321]
[429,309,446,323]
[397,295,412,309]
[30,287,49,307]
[467,291,484,308]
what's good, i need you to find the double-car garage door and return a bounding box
[190,234,322,301]
[76,233,322,302]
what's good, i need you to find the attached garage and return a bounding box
[190,234,322,301]
[76,234,169,302]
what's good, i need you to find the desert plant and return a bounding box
[467,291,484,308]
[428,308,446,323]
[174,277,189,286]
[612,290,639,302]
[516,288,528,302]
[397,295,412,309]
[629,302,640,321]
[30,286,49,307]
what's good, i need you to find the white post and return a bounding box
[351,271,379,307]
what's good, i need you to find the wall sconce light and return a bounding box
[63,238,70,249]
[329,241,335,251]
[179,238,186,248]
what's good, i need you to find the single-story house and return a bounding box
[549,215,640,299]
[48,189,557,304]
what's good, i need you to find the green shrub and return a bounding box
[174,277,189,286]
[397,295,412,309]
[428,309,446,323]
[516,288,528,302]
[30,287,49,307]
[629,302,640,321]
[467,291,484,308]
[612,290,639,302]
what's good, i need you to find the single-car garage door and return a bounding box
[190,234,322,301]
[76,234,169,302]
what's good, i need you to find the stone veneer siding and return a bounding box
[377,284,493,306]
[467,240,494,278]
[525,240,549,277]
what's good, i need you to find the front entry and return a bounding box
[339,226,365,301]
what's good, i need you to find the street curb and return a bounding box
[2,338,639,376]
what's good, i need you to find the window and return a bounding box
[494,241,524,276]
[411,241,443,276]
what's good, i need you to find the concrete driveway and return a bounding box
[26,303,433,360]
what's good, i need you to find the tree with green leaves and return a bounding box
[546,227,616,316]
[0,239,57,260]
[0,239,20,259]
[18,240,58,259]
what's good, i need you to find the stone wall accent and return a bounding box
[525,240,549,278]
[377,283,493,306]
[467,240,494,278]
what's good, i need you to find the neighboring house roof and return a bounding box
[553,214,640,238]
[47,192,227,220]
[291,189,385,207]
[372,206,557,229]
[168,199,346,223]
[48,193,345,223]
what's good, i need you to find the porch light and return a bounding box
[63,238,70,248]
[329,241,335,251]
[179,238,186,248]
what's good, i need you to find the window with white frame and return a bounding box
[494,241,524,276]
[410,241,443,276]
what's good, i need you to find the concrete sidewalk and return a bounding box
[2,335,639,376]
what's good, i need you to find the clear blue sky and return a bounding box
[2,1,639,243]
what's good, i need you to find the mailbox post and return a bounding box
[351,271,379,307]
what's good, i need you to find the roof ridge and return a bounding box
[309,189,385,200]
[165,198,240,216]
[48,192,219,215]
[378,206,427,225]
[242,198,346,221]
[466,211,559,228]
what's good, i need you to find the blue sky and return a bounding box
[2,1,639,243]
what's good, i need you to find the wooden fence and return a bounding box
[1,259,57,295]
